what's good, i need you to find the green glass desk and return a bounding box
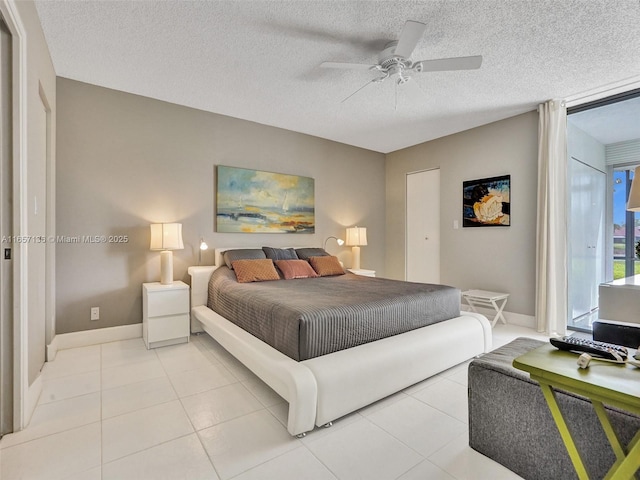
[513,344,640,480]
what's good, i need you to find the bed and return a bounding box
[188,247,492,437]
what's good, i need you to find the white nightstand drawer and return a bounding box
[147,313,190,343]
[146,289,189,317]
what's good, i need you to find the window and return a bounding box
[613,168,640,279]
[567,89,640,331]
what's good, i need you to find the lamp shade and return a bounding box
[346,227,367,246]
[150,223,184,251]
[627,167,640,211]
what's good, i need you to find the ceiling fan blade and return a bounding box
[415,55,483,72]
[341,79,378,103]
[321,61,379,70]
[394,20,427,58]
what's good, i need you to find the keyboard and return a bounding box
[549,336,628,361]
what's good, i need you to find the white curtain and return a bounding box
[536,99,568,335]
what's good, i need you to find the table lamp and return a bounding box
[150,223,184,284]
[346,226,367,270]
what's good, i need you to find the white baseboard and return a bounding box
[461,305,535,329]
[46,324,143,361]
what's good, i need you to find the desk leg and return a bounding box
[593,401,626,460]
[605,429,640,480]
[539,382,590,480]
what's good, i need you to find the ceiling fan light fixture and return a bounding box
[321,19,482,105]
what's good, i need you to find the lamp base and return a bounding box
[160,250,174,285]
[351,246,361,270]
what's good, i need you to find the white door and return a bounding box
[569,158,606,322]
[406,169,440,283]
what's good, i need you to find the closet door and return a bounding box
[569,158,606,322]
[406,168,440,284]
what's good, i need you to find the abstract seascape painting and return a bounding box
[462,175,511,227]
[216,165,315,233]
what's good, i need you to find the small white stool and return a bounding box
[462,290,509,327]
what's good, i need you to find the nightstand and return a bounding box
[142,281,190,349]
[347,268,376,277]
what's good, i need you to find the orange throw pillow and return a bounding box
[231,259,280,283]
[309,256,345,276]
[275,259,319,279]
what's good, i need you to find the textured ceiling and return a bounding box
[34,0,640,153]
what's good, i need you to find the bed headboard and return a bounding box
[187,265,216,308]
[189,247,278,307]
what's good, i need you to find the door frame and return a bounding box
[0,0,28,432]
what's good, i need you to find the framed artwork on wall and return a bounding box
[216,165,315,233]
[462,174,511,227]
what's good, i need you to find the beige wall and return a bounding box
[56,78,385,334]
[385,111,538,316]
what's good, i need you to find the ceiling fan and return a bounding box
[320,20,483,104]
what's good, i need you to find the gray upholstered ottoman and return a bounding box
[468,337,640,480]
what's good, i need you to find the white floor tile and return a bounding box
[216,353,256,381]
[62,466,102,480]
[198,409,300,480]
[396,459,456,480]
[168,362,237,397]
[40,370,101,404]
[1,423,101,480]
[2,325,546,480]
[412,377,469,423]
[358,390,409,417]
[402,373,444,395]
[232,446,338,480]
[101,337,147,352]
[304,417,422,480]
[42,345,101,380]
[102,433,219,480]
[180,383,264,431]
[101,340,158,369]
[102,357,166,390]
[428,432,525,480]
[365,396,467,458]
[241,376,286,407]
[157,345,215,375]
[102,376,177,419]
[102,399,194,463]
[0,392,101,448]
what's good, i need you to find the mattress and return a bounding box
[207,266,461,361]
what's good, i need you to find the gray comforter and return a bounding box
[207,266,461,361]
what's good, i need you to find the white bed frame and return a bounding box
[188,249,492,437]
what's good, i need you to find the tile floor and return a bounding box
[0,324,549,480]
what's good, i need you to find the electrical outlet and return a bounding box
[90,307,99,321]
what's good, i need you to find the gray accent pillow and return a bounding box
[295,248,329,261]
[262,247,299,261]
[223,249,267,269]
